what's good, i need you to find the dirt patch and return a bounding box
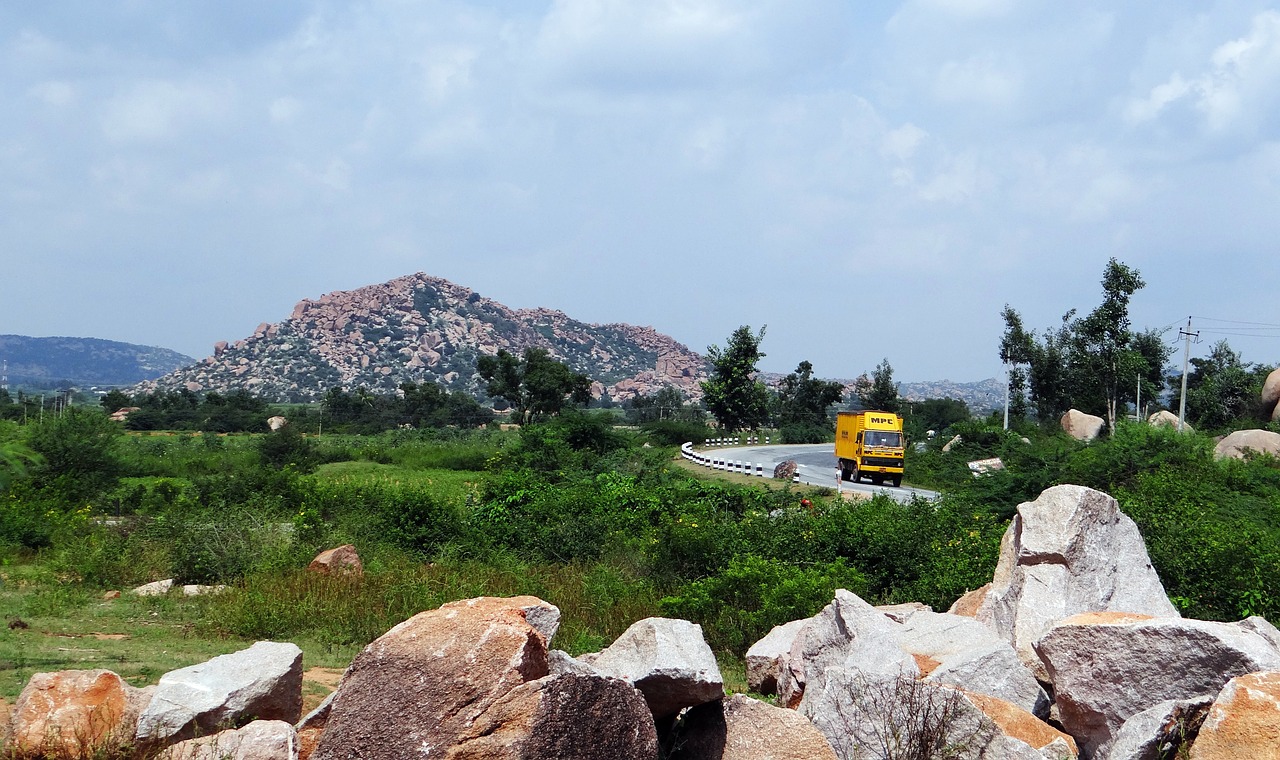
[302,667,345,714]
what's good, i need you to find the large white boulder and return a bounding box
[1261,367,1280,418]
[800,669,1074,760]
[975,485,1179,677]
[1060,410,1105,442]
[1147,410,1191,433]
[745,619,806,695]
[137,642,303,745]
[1034,612,1280,759]
[896,610,1049,717]
[779,590,918,709]
[1213,429,1280,460]
[585,617,723,719]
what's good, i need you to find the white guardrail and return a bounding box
[680,439,801,484]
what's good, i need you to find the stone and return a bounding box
[307,545,363,577]
[948,584,990,617]
[586,617,723,719]
[1060,409,1105,442]
[975,485,1179,678]
[780,590,918,709]
[9,669,150,755]
[267,416,289,431]
[668,694,837,760]
[103,590,121,600]
[133,579,175,596]
[1189,670,1280,759]
[546,650,604,677]
[800,669,1069,760]
[942,434,962,452]
[895,609,1049,717]
[961,691,1079,759]
[181,584,228,596]
[876,602,933,624]
[1262,367,1280,416]
[312,596,551,760]
[1107,697,1210,760]
[745,619,806,695]
[445,673,659,759]
[1034,613,1280,758]
[137,641,304,745]
[773,460,798,480]
[160,719,298,760]
[1147,409,1191,432]
[1213,429,1280,460]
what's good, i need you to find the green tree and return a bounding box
[853,359,900,412]
[775,360,845,442]
[1004,259,1169,428]
[477,348,592,425]
[999,305,1035,424]
[0,421,40,492]
[24,406,122,499]
[99,389,132,413]
[902,398,970,441]
[701,326,770,433]
[1170,341,1269,431]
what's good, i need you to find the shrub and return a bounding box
[660,554,867,654]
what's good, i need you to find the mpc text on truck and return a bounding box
[835,410,905,487]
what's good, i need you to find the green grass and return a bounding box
[310,461,486,503]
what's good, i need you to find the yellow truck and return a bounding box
[835,410,905,487]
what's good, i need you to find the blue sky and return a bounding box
[4,1,1280,382]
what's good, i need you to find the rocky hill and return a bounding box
[0,335,194,388]
[139,273,707,403]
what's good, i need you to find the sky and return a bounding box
[4,0,1280,383]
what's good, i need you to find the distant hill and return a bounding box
[139,273,708,403]
[759,372,1005,416]
[0,335,195,388]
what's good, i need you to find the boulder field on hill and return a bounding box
[9,485,1280,759]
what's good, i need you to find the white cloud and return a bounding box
[882,123,928,162]
[101,78,235,142]
[934,54,1021,107]
[269,96,301,124]
[1126,10,1280,134]
[28,80,75,107]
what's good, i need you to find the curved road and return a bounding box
[704,443,939,503]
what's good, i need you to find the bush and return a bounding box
[660,554,867,654]
[640,419,712,447]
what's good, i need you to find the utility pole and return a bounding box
[1003,362,1010,430]
[1177,317,1199,432]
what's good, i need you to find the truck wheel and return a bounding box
[871,474,884,486]
[891,475,902,488]
[851,465,860,483]
[839,461,851,481]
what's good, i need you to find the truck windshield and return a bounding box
[865,431,902,448]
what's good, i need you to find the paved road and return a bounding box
[704,443,939,503]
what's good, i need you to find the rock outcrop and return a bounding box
[445,673,658,760]
[307,545,363,577]
[1147,409,1191,432]
[1262,367,1280,420]
[975,485,1179,677]
[1213,429,1280,460]
[137,273,708,403]
[137,641,304,745]
[1189,670,1280,759]
[584,617,723,719]
[9,669,151,755]
[160,720,298,760]
[312,596,555,760]
[1034,613,1280,758]
[745,620,806,695]
[669,694,837,760]
[1060,409,1105,442]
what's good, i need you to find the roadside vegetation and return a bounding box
[0,258,1276,703]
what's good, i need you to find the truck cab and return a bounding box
[835,410,905,487]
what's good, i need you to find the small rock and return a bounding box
[307,545,363,577]
[103,590,122,600]
[669,694,837,760]
[133,579,175,596]
[160,719,298,760]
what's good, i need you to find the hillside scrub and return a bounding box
[0,408,1277,662]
